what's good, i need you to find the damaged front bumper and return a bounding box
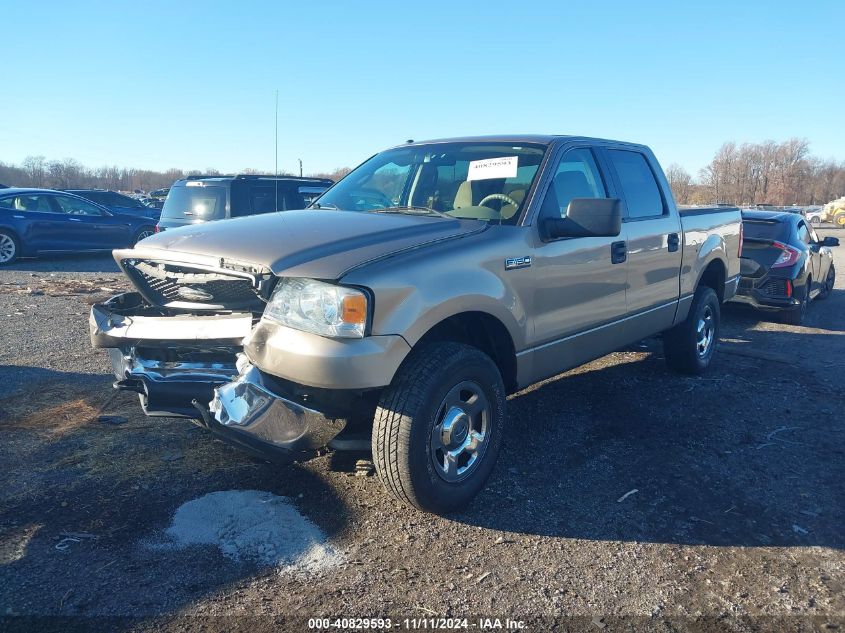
[91,292,348,461]
[90,292,252,417]
[207,357,345,460]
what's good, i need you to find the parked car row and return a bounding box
[0,175,332,264]
[0,189,157,264]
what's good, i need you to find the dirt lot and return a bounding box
[0,234,843,632]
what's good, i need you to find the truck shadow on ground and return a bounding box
[0,368,350,618]
[456,304,845,549]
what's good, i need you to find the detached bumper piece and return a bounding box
[208,358,345,462]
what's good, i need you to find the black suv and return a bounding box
[156,175,333,231]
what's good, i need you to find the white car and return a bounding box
[806,207,824,225]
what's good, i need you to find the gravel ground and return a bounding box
[0,236,843,632]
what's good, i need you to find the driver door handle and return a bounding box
[611,240,627,264]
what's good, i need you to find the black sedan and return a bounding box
[732,211,838,324]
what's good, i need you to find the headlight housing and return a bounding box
[263,278,368,338]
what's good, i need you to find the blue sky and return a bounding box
[1,1,842,177]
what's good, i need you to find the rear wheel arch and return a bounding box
[696,258,727,302]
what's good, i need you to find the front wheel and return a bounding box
[663,285,720,375]
[372,342,506,514]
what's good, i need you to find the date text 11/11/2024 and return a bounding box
[307,617,527,630]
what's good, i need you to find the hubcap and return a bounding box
[0,234,15,263]
[695,306,714,358]
[430,381,491,483]
[136,230,154,242]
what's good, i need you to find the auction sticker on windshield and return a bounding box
[467,156,519,181]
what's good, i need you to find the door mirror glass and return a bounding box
[541,198,622,239]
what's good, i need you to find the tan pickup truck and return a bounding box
[91,135,741,514]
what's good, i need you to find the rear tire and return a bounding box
[663,285,720,375]
[780,279,809,325]
[372,342,506,514]
[0,230,20,265]
[133,227,155,245]
[818,265,835,300]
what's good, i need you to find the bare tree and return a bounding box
[665,163,693,204]
[22,155,47,187]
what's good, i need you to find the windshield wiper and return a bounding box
[371,206,449,218]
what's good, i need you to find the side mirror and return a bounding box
[541,198,622,240]
[822,236,840,247]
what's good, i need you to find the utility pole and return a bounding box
[298,159,303,177]
[274,89,279,211]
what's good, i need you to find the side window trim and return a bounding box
[603,147,667,222]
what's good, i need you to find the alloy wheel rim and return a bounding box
[430,380,491,483]
[695,306,715,358]
[0,235,15,263]
[137,230,154,242]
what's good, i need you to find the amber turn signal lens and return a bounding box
[341,294,367,324]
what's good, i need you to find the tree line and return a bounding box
[0,156,351,192]
[666,138,845,207]
[2,141,843,206]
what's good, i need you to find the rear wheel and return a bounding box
[663,285,720,375]
[781,278,809,325]
[0,230,20,265]
[134,227,155,244]
[835,214,845,228]
[372,342,506,514]
[818,265,835,300]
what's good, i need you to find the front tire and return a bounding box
[663,285,720,375]
[0,230,20,265]
[372,342,506,514]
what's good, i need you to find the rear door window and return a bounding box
[607,150,664,219]
[53,195,106,216]
[796,222,810,244]
[246,184,294,215]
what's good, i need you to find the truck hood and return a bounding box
[135,209,486,279]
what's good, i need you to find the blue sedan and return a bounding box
[0,188,157,265]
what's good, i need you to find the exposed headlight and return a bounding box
[263,278,368,338]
